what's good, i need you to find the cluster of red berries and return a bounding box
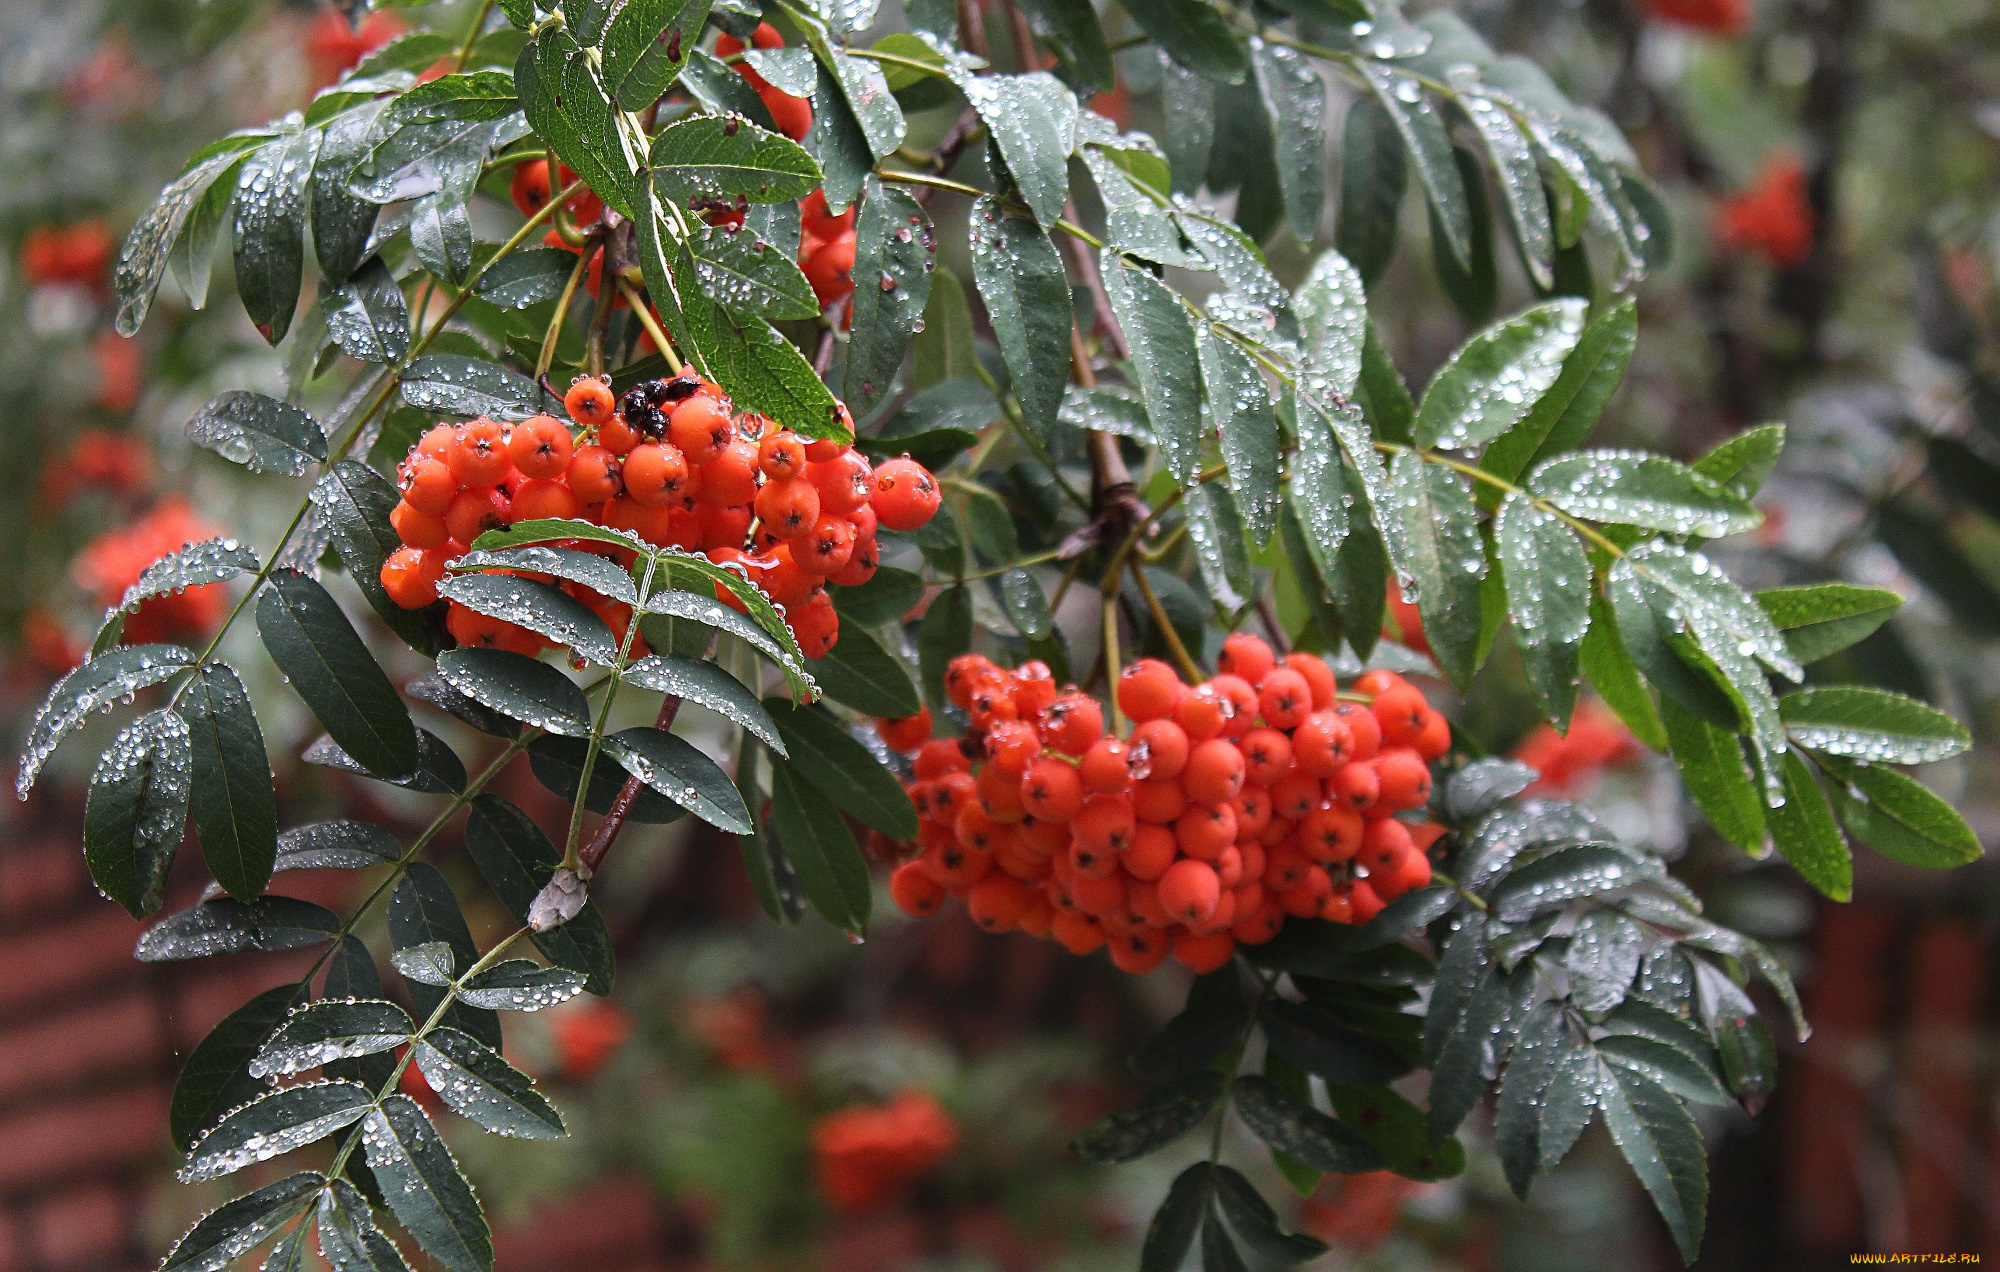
[1642,0,1749,36]
[879,637,1452,976]
[1714,153,1815,269]
[715,23,812,141]
[378,372,941,658]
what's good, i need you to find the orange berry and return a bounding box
[1040,692,1104,756]
[891,861,947,917]
[511,478,578,522]
[803,233,856,305]
[1375,747,1433,813]
[1332,763,1380,812]
[1217,632,1276,684]
[448,418,513,487]
[921,837,991,890]
[667,393,732,464]
[1123,825,1177,880]
[1269,771,1322,821]
[1299,805,1364,864]
[789,589,840,658]
[1174,803,1236,860]
[982,720,1042,779]
[1239,728,1293,786]
[1344,878,1386,924]
[945,654,999,708]
[1209,674,1260,739]
[1079,737,1134,794]
[1107,927,1169,975]
[1293,711,1355,777]
[1173,930,1236,974]
[876,707,932,752]
[914,738,969,780]
[1132,778,1188,826]
[508,414,574,479]
[561,446,616,505]
[1173,684,1227,741]
[1117,659,1185,723]
[754,477,819,540]
[870,457,940,531]
[1019,757,1084,822]
[702,438,762,505]
[445,486,510,546]
[564,376,616,427]
[1073,794,1137,857]
[1050,910,1105,956]
[807,451,873,515]
[1334,702,1382,762]
[1414,710,1452,760]
[623,443,690,506]
[380,546,445,609]
[1159,859,1221,925]
[1256,667,1313,730]
[967,875,1031,932]
[1285,652,1338,709]
[390,499,449,549]
[794,515,855,575]
[759,430,807,480]
[1128,718,1189,782]
[1373,684,1430,746]
[400,455,458,516]
[1184,738,1246,807]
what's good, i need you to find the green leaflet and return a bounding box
[1765,751,1852,901]
[1660,697,1767,855]
[1388,452,1485,688]
[1414,299,1589,452]
[1479,299,1637,504]
[1198,325,1280,543]
[969,196,1071,439]
[1493,492,1590,727]
[766,757,872,933]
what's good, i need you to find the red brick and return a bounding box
[169,954,317,1053]
[0,835,85,922]
[0,909,144,1014]
[0,993,164,1104]
[0,1209,23,1272]
[26,1183,131,1268]
[0,1085,169,1192]
[493,1176,668,1268]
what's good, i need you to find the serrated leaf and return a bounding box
[1199,327,1280,544]
[1820,756,1983,869]
[391,864,500,1049]
[1489,842,1657,921]
[602,726,752,832]
[1104,252,1203,485]
[303,729,464,795]
[1529,451,1762,539]
[435,572,618,663]
[160,1173,323,1272]
[1389,452,1484,687]
[1334,96,1405,288]
[116,147,248,336]
[253,999,414,1077]
[259,570,420,779]
[1597,1034,1731,1106]
[1184,483,1254,612]
[399,354,543,420]
[435,648,591,737]
[1766,751,1851,901]
[1756,583,1902,666]
[174,663,278,901]
[1600,1069,1707,1262]
[956,71,1075,227]
[515,31,637,216]
[314,460,444,657]
[323,258,411,363]
[455,543,638,604]
[603,0,710,108]
[137,897,341,964]
[1324,1082,1466,1181]
[170,985,300,1150]
[1354,61,1466,265]
[1691,421,1786,500]
[968,196,1070,438]
[1247,38,1325,241]
[1140,1164,1213,1272]
[800,627,919,719]
[234,129,317,344]
[1123,0,1247,84]
[1069,1071,1224,1163]
[650,112,821,204]
[1660,697,1766,855]
[689,299,844,438]
[1579,588,1667,751]
[1565,911,1645,1013]
[1259,999,1410,1085]
[84,708,192,918]
[1494,491,1589,725]
[180,1080,373,1182]
[414,1027,567,1137]
[471,246,579,309]
[1480,298,1638,501]
[1231,1075,1382,1173]
[463,794,615,993]
[361,1094,492,1272]
[1778,686,1970,765]
[1414,300,1588,452]
[642,588,814,698]
[1292,250,1367,399]
[843,178,935,414]
[317,1179,414,1272]
[765,699,919,838]
[188,391,327,475]
[689,223,818,319]
[622,653,784,750]
[916,583,972,711]
[766,758,873,933]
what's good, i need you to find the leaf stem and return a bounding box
[1128,557,1205,682]
[536,249,591,385]
[618,277,683,374]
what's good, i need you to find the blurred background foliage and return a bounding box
[3,0,1998,1266]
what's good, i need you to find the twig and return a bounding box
[580,694,682,877]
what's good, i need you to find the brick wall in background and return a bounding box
[0,793,682,1272]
